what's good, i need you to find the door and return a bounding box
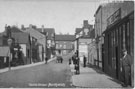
[115,46,119,79]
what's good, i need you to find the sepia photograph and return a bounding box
[0,0,134,88]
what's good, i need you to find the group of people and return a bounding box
[69,52,80,74]
[69,52,87,74]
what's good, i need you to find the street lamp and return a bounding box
[7,38,12,70]
[45,32,48,59]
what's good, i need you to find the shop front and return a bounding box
[103,11,134,84]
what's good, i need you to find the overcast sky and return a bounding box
[0,0,100,34]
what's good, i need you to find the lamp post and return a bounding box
[45,32,48,59]
[7,26,12,70]
[7,38,12,70]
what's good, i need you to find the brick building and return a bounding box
[36,25,55,59]
[55,34,75,56]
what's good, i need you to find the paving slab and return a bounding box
[70,63,123,88]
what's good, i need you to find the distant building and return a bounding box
[36,25,55,59]
[55,34,75,55]
[75,20,95,62]
[0,26,31,66]
[0,46,9,68]
[12,32,31,64]
[24,24,45,62]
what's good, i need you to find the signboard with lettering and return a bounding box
[107,8,121,26]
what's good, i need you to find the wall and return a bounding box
[88,41,97,65]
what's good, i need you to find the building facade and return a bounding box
[55,34,75,56]
[75,20,95,62]
[0,26,31,66]
[94,1,134,86]
[36,26,55,59]
[24,25,46,62]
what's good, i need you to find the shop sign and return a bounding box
[107,8,121,26]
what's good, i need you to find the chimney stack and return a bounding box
[29,24,32,29]
[42,25,44,32]
[21,25,25,30]
[83,20,89,27]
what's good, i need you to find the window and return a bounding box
[111,31,114,68]
[63,44,66,49]
[123,24,125,49]
[116,28,118,45]
[126,22,130,53]
[56,44,59,49]
[119,26,122,57]
[59,44,62,48]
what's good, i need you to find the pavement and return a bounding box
[70,62,123,88]
[0,57,56,74]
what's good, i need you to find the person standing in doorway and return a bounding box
[83,55,87,67]
[45,56,48,64]
[121,49,132,87]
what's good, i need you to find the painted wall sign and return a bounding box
[107,8,121,26]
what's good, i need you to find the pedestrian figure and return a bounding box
[72,53,77,65]
[45,56,48,64]
[60,56,63,63]
[69,58,71,65]
[75,56,80,74]
[121,49,132,87]
[83,55,87,67]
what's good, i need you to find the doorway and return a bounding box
[115,46,119,79]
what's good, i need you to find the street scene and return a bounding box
[0,0,134,88]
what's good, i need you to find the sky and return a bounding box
[0,0,100,34]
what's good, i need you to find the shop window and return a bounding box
[112,30,116,69]
[129,19,134,57]
[126,22,130,54]
[108,33,112,67]
[123,24,126,49]
[116,28,118,45]
[119,26,122,58]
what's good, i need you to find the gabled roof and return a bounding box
[10,26,23,33]
[75,28,82,34]
[36,28,55,40]
[0,46,9,57]
[24,28,45,40]
[12,32,30,44]
[55,35,76,41]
